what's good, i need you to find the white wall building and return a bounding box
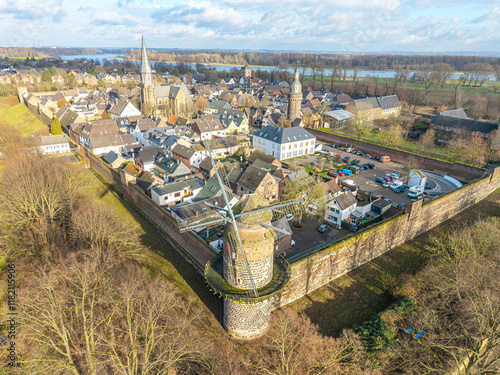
[32,135,71,155]
[252,125,316,161]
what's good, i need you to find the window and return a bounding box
[288,145,291,149]
[174,192,181,197]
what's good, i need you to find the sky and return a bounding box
[0,0,499,54]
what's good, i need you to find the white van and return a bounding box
[408,185,424,198]
[389,180,403,190]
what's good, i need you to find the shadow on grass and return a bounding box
[288,191,500,337]
[92,173,222,326]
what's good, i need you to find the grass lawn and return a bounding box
[0,97,48,136]
[287,189,500,337]
[77,164,222,325]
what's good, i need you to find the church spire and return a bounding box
[140,35,153,86]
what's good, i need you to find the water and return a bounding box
[60,54,470,80]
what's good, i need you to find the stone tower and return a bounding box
[243,65,252,78]
[140,36,155,112]
[287,68,302,121]
[204,194,291,340]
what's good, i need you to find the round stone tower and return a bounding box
[204,194,291,340]
[288,68,302,121]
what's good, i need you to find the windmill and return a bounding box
[175,144,301,339]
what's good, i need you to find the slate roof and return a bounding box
[248,150,278,165]
[253,125,315,145]
[137,146,165,163]
[32,134,69,146]
[376,95,401,110]
[110,99,130,115]
[227,167,243,184]
[170,196,224,220]
[152,181,190,196]
[272,216,292,243]
[134,118,156,132]
[236,165,269,191]
[436,108,468,119]
[90,134,125,150]
[195,178,223,200]
[137,171,157,191]
[431,113,498,134]
[102,151,120,165]
[324,179,342,195]
[193,114,224,133]
[154,155,191,177]
[335,191,357,210]
[172,144,195,159]
[353,97,380,110]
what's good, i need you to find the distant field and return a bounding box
[0,97,48,136]
[288,189,500,336]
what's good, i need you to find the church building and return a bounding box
[140,37,193,117]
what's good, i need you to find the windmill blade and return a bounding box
[205,142,259,298]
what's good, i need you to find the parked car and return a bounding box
[375,177,385,183]
[343,156,350,162]
[346,148,354,153]
[366,163,375,169]
[318,224,330,233]
[380,155,391,163]
[389,181,403,190]
[383,181,391,188]
[383,176,393,182]
[355,151,363,156]
[371,155,378,159]
[384,198,393,203]
[351,159,361,164]
[333,153,341,158]
[328,172,339,177]
[390,172,402,179]
[359,164,368,170]
[394,185,407,193]
[336,170,345,177]
[332,143,341,149]
[285,214,294,221]
[397,203,406,209]
[340,169,353,175]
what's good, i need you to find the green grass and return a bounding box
[0,97,48,136]
[78,165,222,323]
[287,189,500,337]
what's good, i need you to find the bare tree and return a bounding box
[417,129,437,154]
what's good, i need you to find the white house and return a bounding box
[150,179,203,207]
[31,134,71,155]
[252,125,316,161]
[408,169,427,188]
[324,191,357,228]
[109,99,142,119]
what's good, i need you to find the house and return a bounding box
[136,146,165,171]
[136,170,163,194]
[220,116,249,135]
[142,127,177,148]
[109,99,141,119]
[120,163,141,184]
[170,196,224,227]
[203,99,232,114]
[191,114,225,140]
[55,105,85,133]
[430,109,499,145]
[346,97,382,121]
[132,118,157,144]
[371,198,392,215]
[247,151,282,168]
[199,158,227,180]
[235,165,279,203]
[325,191,357,228]
[203,136,239,159]
[102,150,126,169]
[171,144,206,172]
[252,125,316,161]
[324,110,356,129]
[151,179,203,207]
[31,134,71,155]
[376,95,401,118]
[154,154,192,182]
[71,119,124,155]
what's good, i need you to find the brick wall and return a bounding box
[271,167,500,309]
[308,129,487,182]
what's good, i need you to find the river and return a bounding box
[60,54,469,80]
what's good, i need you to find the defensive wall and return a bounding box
[76,142,500,312]
[270,166,500,308]
[308,128,487,182]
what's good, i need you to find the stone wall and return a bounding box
[271,167,500,309]
[224,299,271,340]
[76,145,215,274]
[308,129,487,182]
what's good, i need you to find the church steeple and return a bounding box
[140,35,153,86]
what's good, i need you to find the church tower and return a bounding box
[287,69,302,121]
[140,36,155,113]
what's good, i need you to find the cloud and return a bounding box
[474,7,500,22]
[92,11,139,26]
[0,0,66,21]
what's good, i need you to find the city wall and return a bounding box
[271,166,500,308]
[308,129,487,182]
[76,143,500,312]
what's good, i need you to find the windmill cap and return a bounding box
[232,194,272,226]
